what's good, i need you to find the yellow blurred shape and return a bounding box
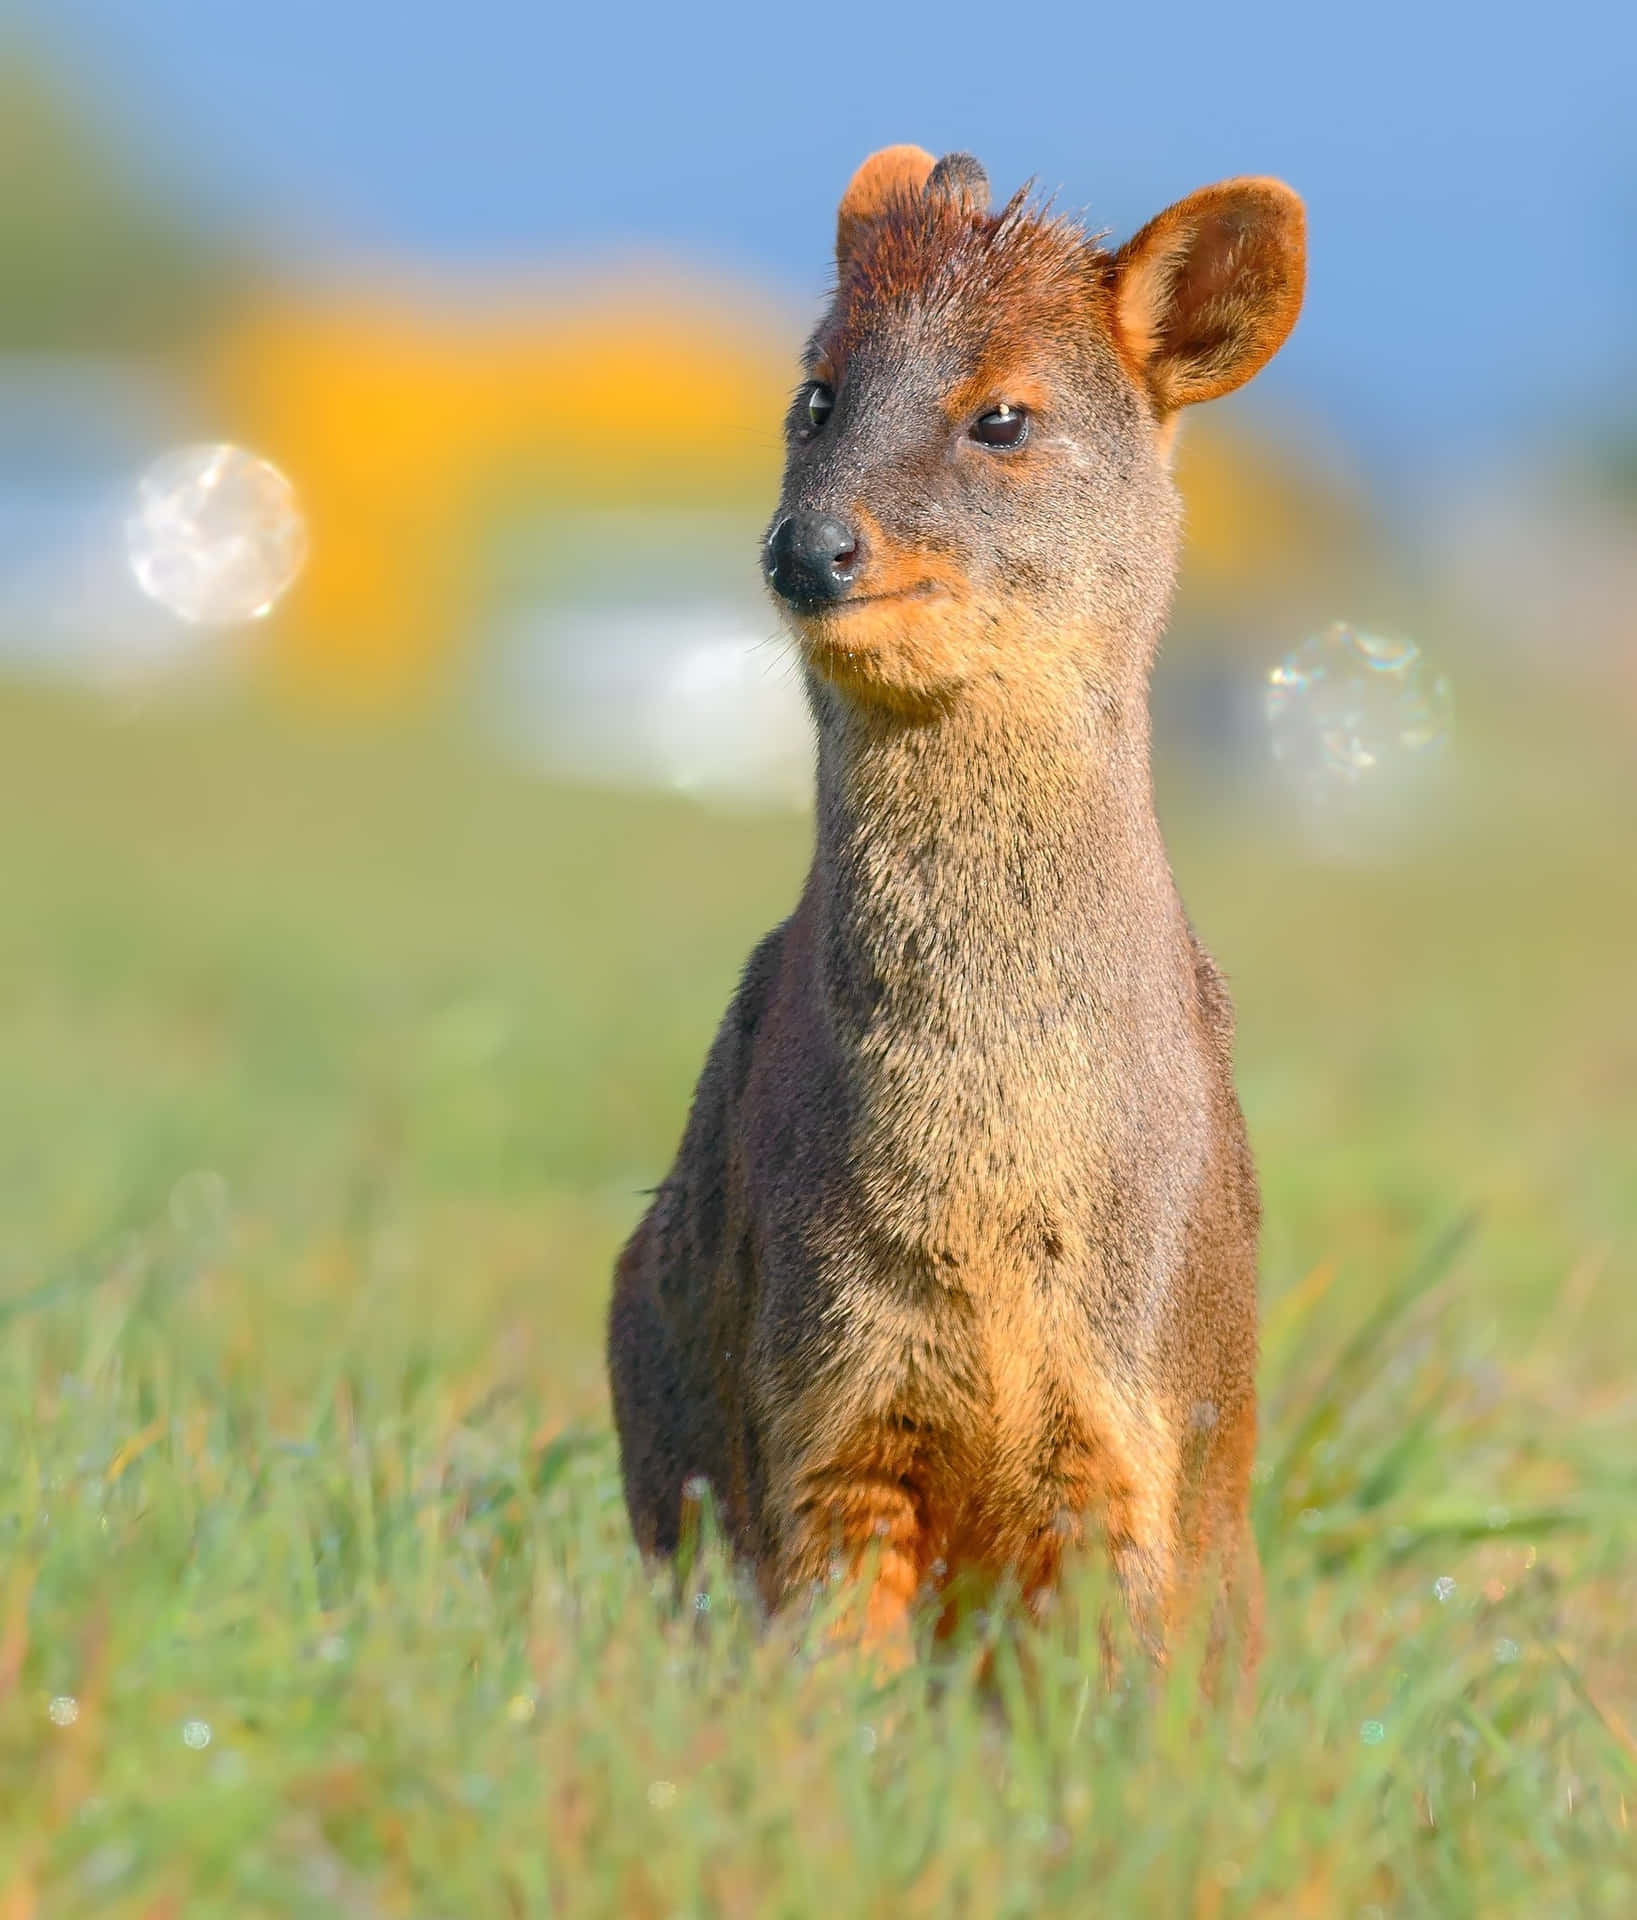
[1173,419,1365,606]
[211,274,793,700]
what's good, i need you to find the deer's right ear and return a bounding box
[836,145,936,273]
[1112,178,1306,412]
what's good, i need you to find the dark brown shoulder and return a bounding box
[647,921,790,1291]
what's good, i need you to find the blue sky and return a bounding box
[22,0,1637,473]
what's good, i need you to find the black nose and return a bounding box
[766,512,860,610]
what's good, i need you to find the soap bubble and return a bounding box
[1264,623,1452,850]
[127,444,307,627]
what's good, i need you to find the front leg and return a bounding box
[774,1460,932,1668]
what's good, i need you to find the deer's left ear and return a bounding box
[836,145,937,273]
[1112,178,1306,411]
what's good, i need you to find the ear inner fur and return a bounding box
[1113,178,1306,411]
[836,145,938,272]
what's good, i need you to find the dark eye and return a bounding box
[803,382,835,431]
[970,403,1028,449]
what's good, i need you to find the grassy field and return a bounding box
[0,671,1633,1916]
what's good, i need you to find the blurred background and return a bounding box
[3,13,1635,1903]
[5,0,1634,738]
[0,0,1632,1384]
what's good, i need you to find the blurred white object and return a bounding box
[485,603,812,810]
[126,443,307,626]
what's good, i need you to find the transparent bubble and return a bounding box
[181,1718,212,1749]
[1360,1719,1386,1746]
[646,1779,678,1809]
[1433,1576,1457,1603]
[127,444,307,627]
[1494,1637,1521,1665]
[1265,622,1452,847]
[48,1694,80,1727]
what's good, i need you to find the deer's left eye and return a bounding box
[804,383,835,431]
[970,404,1028,449]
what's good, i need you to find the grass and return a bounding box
[0,671,1633,1916]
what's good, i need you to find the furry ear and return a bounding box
[836,144,936,272]
[1112,178,1306,411]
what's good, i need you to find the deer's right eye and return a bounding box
[803,383,835,431]
[970,403,1029,449]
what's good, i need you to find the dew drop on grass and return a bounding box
[48,1695,80,1727]
[181,1719,212,1750]
[1434,1576,1457,1603]
[127,444,307,627]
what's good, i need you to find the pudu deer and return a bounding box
[608,144,1305,1672]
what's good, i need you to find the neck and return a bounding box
[805,667,1185,1050]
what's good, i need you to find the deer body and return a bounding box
[608,145,1304,1661]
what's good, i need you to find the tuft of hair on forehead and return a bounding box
[823,178,1113,367]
